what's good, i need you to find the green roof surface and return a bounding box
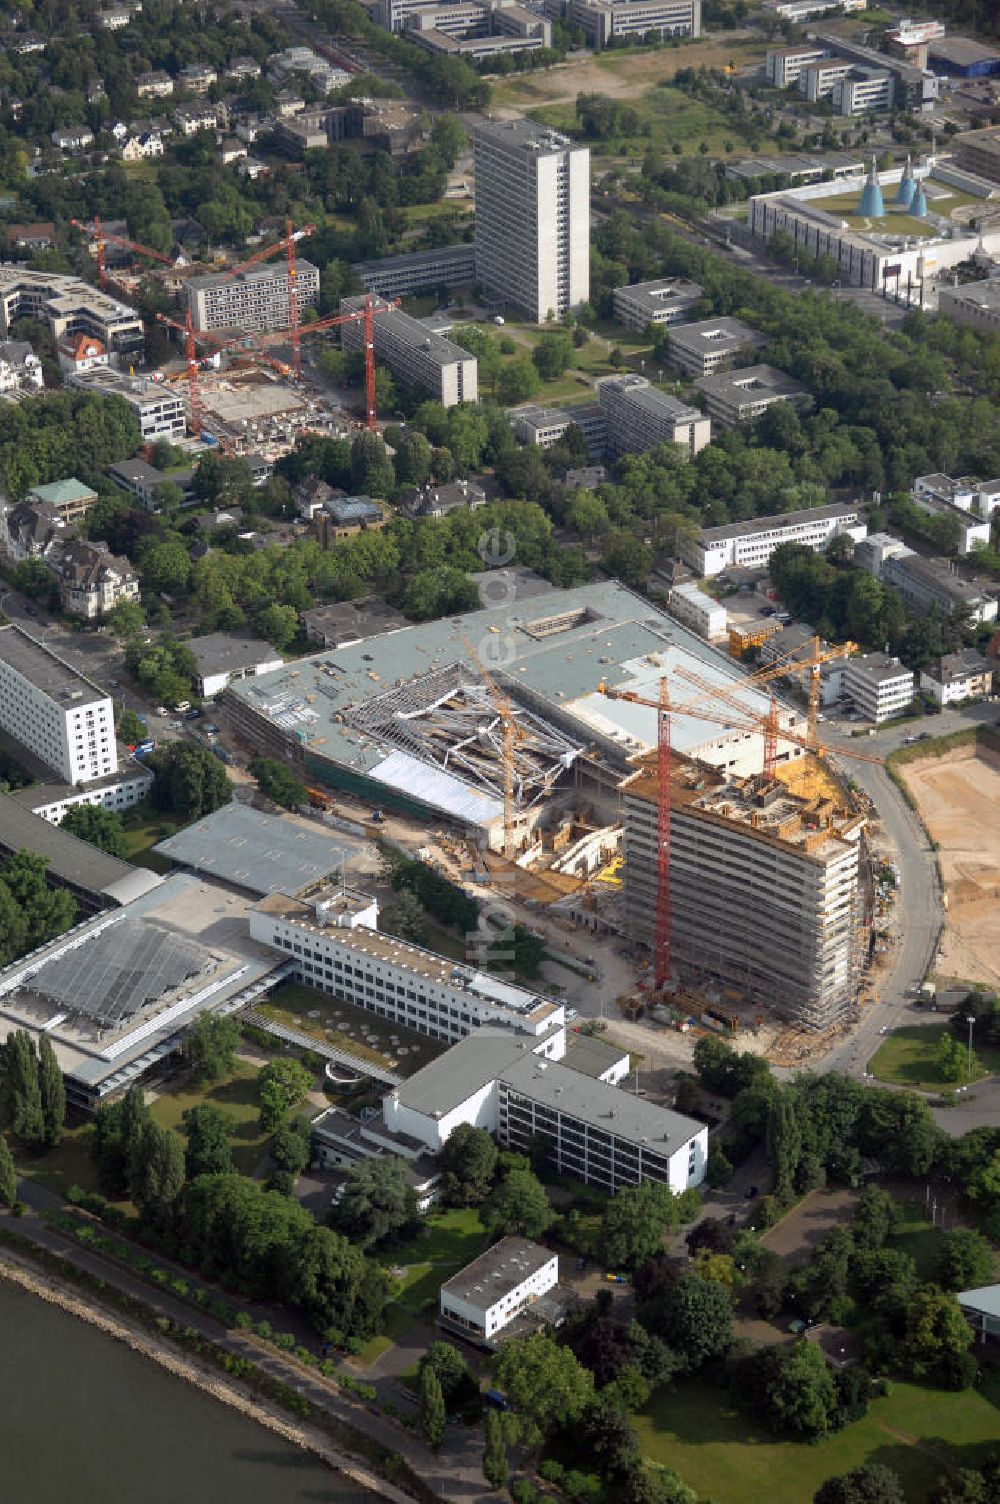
[29,478,98,504]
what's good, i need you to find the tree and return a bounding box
[904,1286,975,1381]
[483,1406,508,1489]
[649,1273,733,1371]
[255,603,300,650]
[600,1181,679,1270]
[494,1332,595,1435]
[147,743,232,820]
[483,1164,554,1240]
[440,1124,498,1207]
[182,1105,235,1179]
[853,1186,898,1250]
[333,1156,418,1246]
[37,1035,65,1147]
[91,1085,150,1197]
[935,1228,996,1292]
[1,1030,44,1146]
[418,1364,446,1451]
[350,431,395,498]
[270,1119,311,1181]
[706,1144,733,1189]
[420,1342,475,1407]
[187,1012,240,1084]
[107,599,146,641]
[128,1121,186,1229]
[250,757,307,809]
[497,356,540,406]
[532,331,574,380]
[750,1247,789,1318]
[0,1131,16,1207]
[580,1397,641,1478]
[61,805,128,858]
[117,708,149,745]
[258,1058,313,1132]
[767,1088,802,1204]
[380,889,429,947]
[815,1464,906,1504]
[753,1341,838,1439]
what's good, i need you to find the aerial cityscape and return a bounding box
[1,0,1000,1499]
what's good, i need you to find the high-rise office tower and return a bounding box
[473,118,589,323]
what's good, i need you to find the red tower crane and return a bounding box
[209,219,316,378]
[259,295,401,432]
[154,314,289,439]
[70,215,182,290]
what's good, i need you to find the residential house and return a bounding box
[237,156,268,181]
[0,500,72,562]
[0,341,43,396]
[136,69,174,98]
[50,126,95,151]
[178,63,218,93]
[52,540,140,619]
[314,495,388,546]
[173,102,222,136]
[226,56,263,81]
[399,478,487,519]
[121,130,164,161]
[4,222,56,251]
[9,30,46,52]
[274,88,306,117]
[106,459,193,511]
[57,334,109,375]
[920,649,994,707]
[98,7,136,29]
[219,137,248,165]
[26,479,99,525]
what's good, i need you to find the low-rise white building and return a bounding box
[0,339,43,396]
[612,277,703,332]
[187,632,284,699]
[920,649,994,707]
[15,763,154,824]
[668,581,727,640]
[844,652,915,723]
[911,473,1000,555]
[693,364,810,429]
[665,316,764,377]
[680,504,867,577]
[439,1238,558,1341]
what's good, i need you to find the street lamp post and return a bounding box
[966,1014,975,1081]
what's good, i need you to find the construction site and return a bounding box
[218,581,896,1047]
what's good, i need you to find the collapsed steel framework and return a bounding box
[347,663,580,806]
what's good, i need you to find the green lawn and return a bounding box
[11,1120,109,1200]
[119,802,182,874]
[526,86,741,160]
[870,1024,1000,1091]
[890,1200,947,1282]
[256,981,442,1076]
[149,1060,271,1175]
[636,1374,1000,1504]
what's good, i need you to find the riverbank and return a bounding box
[0,1248,415,1504]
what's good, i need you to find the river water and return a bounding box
[0,1279,377,1504]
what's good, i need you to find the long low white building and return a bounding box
[679,504,867,577]
[440,1238,558,1341]
[340,295,477,407]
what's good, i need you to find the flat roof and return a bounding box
[942,278,1000,311]
[694,364,808,406]
[186,259,320,293]
[28,478,97,505]
[500,1052,703,1153]
[0,625,108,709]
[957,1284,1000,1319]
[390,1028,542,1117]
[614,276,703,307]
[187,632,281,677]
[474,117,576,155]
[930,37,1000,67]
[153,803,347,896]
[342,297,474,369]
[563,1031,630,1079]
[847,653,912,684]
[697,501,860,543]
[667,316,763,353]
[0,791,161,905]
[441,1237,554,1307]
[598,375,701,422]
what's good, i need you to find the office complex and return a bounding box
[663,316,764,377]
[440,1238,559,1342]
[0,267,144,361]
[693,364,810,428]
[186,260,321,334]
[596,374,711,457]
[0,625,116,784]
[843,653,915,723]
[353,243,476,300]
[563,0,699,48]
[510,402,607,456]
[680,503,867,577]
[405,1,552,58]
[880,550,998,624]
[67,368,186,440]
[765,44,828,88]
[339,296,477,406]
[473,118,589,323]
[910,472,1000,555]
[623,756,866,1030]
[612,276,703,331]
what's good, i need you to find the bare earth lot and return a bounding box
[493,36,765,112]
[901,747,1000,989]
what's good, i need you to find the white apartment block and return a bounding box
[799,58,854,102]
[186,260,321,335]
[843,653,915,723]
[136,69,174,98]
[613,276,703,332]
[664,316,763,377]
[0,268,144,363]
[67,368,185,440]
[510,401,607,456]
[764,0,866,17]
[693,364,810,428]
[0,626,117,784]
[765,45,828,88]
[680,503,867,577]
[668,581,727,640]
[596,374,710,457]
[474,118,589,323]
[832,68,893,116]
[20,765,153,824]
[919,650,994,708]
[566,0,700,48]
[354,243,476,300]
[440,1238,558,1340]
[912,472,1000,555]
[623,757,866,1030]
[339,296,477,407]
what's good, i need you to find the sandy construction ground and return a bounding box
[901,748,1000,989]
[492,35,765,112]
